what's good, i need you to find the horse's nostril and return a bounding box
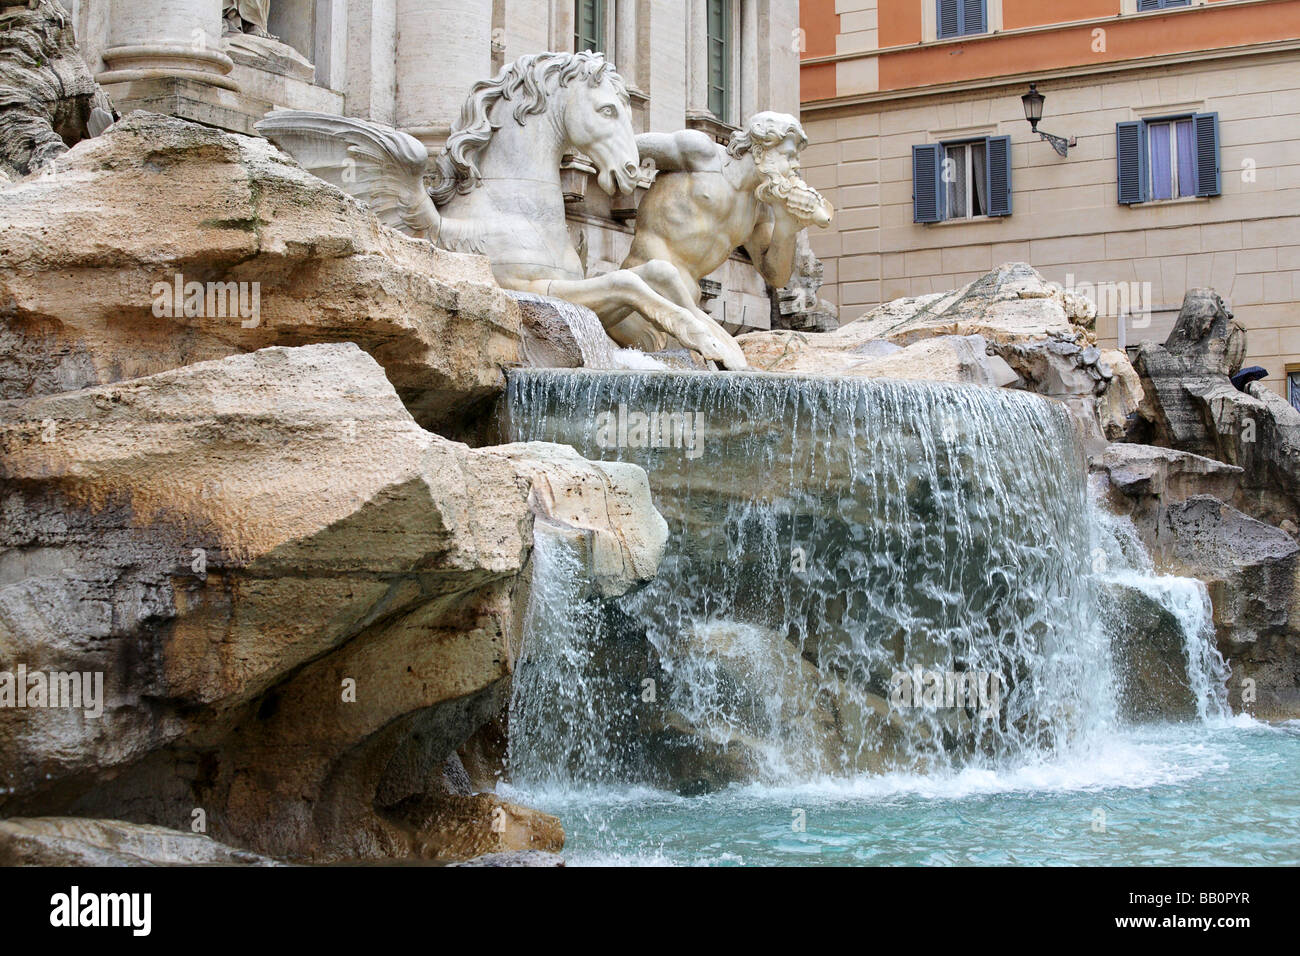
[623,161,638,176]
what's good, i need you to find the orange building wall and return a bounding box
[1002,0,1120,30]
[802,61,837,100]
[878,0,1300,92]
[879,0,924,47]
[799,0,840,100]
[800,0,840,56]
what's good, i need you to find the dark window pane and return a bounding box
[1175,119,1196,197]
[706,0,730,121]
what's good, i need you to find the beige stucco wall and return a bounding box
[801,50,1300,394]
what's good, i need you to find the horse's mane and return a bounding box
[429,50,628,206]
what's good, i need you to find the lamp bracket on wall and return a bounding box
[1021,84,1076,158]
[1037,130,1076,158]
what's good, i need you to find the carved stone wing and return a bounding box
[255,110,440,240]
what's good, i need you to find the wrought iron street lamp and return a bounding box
[1022,84,1076,158]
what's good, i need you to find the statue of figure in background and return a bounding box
[613,112,834,349]
[258,52,750,369]
[223,1,273,39]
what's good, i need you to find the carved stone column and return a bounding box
[686,0,709,117]
[614,0,648,130]
[97,0,237,91]
[395,0,491,151]
[614,0,637,86]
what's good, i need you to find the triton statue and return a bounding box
[614,112,834,350]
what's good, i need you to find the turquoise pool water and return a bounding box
[505,719,1300,866]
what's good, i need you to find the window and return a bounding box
[937,0,987,40]
[707,0,731,121]
[575,0,605,54]
[944,141,987,219]
[912,136,1011,223]
[1147,118,1196,200]
[1289,369,1300,414]
[1116,113,1220,204]
[1137,0,1193,11]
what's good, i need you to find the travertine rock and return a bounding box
[770,232,838,333]
[0,111,519,430]
[836,262,1095,347]
[1100,583,1199,721]
[1092,443,1244,544]
[0,343,663,861]
[1097,347,1144,441]
[1094,443,1298,718]
[0,817,282,866]
[738,331,1017,387]
[1155,496,1300,719]
[1135,289,1300,528]
[488,442,668,599]
[1135,289,1248,456]
[739,263,1131,442]
[396,792,564,862]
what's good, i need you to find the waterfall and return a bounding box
[506,369,1130,788]
[509,291,669,371]
[510,291,619,368]
[1091,508,1230,722]
[508,522,621,784]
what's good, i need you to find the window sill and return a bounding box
[1126,195,1210,207]
[929,214,1005,226]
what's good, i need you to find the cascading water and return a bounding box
[509,292,669,371]
[1091,507,1231,722]
[510,292,619,368]
[505,369,1134,787]
[500,368,1300,866]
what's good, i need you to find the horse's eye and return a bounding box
[600,105,617,117]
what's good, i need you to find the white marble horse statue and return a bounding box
[256,51,747,369]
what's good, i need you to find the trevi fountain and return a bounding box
[0,0,1297,870]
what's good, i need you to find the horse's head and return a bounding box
[558,60,639,196]
[432,51,639,203]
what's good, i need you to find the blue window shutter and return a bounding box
[985,135,1012,216]
[1116,120,1146,205]
[1137,0,1162,11]
[913,144,943,223]
[937,0,961,39]
[962,0,987,35]
[1193,112,1221,197]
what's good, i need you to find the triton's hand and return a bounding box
[783,179,833,228]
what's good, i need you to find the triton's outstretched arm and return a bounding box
[634,130,720,173]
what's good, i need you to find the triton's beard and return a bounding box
[752,153,794,205]
[754,166,832,226]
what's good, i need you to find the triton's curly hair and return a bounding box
[726,111,808,159]
[429,50,629,206]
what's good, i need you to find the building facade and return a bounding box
[799,0,1300,399]
[64,0,801,332]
